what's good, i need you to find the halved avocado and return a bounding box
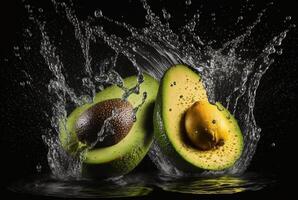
[154,65,243,172]
[59,74,159,178]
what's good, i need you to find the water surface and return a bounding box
[9,172,274,197]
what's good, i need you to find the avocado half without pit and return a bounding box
[154,65,243,172]
[59,74,159,178]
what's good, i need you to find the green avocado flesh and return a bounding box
[59,74,159,178]
[154,65,243,172]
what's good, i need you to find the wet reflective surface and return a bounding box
[8,172,275,198]
[156,172,275,194]
[8,174,153,198]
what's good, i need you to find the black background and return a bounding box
[1,0,298,199]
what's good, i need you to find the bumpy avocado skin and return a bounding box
[153,65,243,173]
[59,74,158,178]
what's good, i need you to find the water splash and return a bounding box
[17,0,294,179]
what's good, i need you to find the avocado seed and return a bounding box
[75,98,134,148]
[184,101,228,150]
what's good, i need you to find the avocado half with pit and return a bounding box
[59,74,158,178]
[154,65,243,172]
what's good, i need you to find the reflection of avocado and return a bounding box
[59,74,159,178]
[154,65,243,172]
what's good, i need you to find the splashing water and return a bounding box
[15,0,293,182]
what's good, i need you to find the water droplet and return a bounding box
[211,12,216,21]
[36,163,42,173]
[185,0,192,6]
[15,53,21,59]
[145,14,151,21]
[187,21,196,32]
[197,66,203,72]
[162,9,171,20]
[133,114,137,122]
[94,10,103,18]
[276,49,283,55]
[24,29,32,37]
[271,142,276,147]
[24,45,31,51]
[237,16,244,23]
[267,2,274,6]
[137,74,144,83]
[194,13,200,19]
[143,91,147,99]
[97,26,104,33]
[212,120,216,124]
[143,28,149,34]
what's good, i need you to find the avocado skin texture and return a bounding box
[82,142,148,178]
[153,65,243,173]
[75,98,134,148]
[59,74,159,178]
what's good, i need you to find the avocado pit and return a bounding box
[75,98,134,148]
[185,101,228,150]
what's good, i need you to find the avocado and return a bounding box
[75,98,134,148]
[59,74,159,178]
[154,65,243,172]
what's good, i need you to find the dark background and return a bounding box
[1,0,298,199]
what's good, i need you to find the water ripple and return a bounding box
[8,172,274,198]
